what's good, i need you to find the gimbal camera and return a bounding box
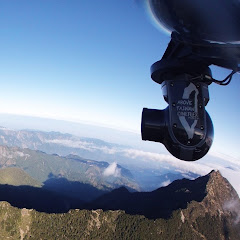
[141,0,240,161]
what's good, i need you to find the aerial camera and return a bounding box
[141,0,240,161]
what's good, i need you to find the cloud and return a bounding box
[122,148,175,162]
[121,148,240,197]
[161,180,171,187]
[209,151,240,165]
[45,139,95,151]
[45,138,240,196]
[103,162,121,178]
[45,139,120,154]
[224,199,240,225]
[122,148,212,175]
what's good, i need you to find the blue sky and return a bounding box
[0,0,239,159]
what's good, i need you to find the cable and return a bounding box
[211,70,236,86]
[191,70,236,86]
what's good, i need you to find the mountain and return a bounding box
[0,167,42,187]
[0,127,130,165]
[0,127,239,195]
[86,170,240,219]
[0,113,142,148]
[0,170,239,239]
[0,184,84,213]
[0,127,170,172]
[134,170,200,191]
[0,127,206,190]
[0,145,139,201]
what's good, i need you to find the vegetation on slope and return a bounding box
[0,167,42,187]
[0,145,139,201]
[0,171,239,240]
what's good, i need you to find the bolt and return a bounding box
[200,126,204,130]
[170,82,174,87]
[172,102,176,107]
[173,123,177,128]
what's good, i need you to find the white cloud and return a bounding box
[121,148,240,196]
[122,148,212,175]
[209,150,240,166]
[44,139,121,154]
[94,146,119,155]
[161,180,171,187]
[224,199,240,225]
[122,148,175,162]
[45,139,95,151]
[45,138,240,196]
[103,162,121,178]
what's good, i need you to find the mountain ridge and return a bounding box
[86,170,240,221]
[0,170,239,239]
[0,145,139,201]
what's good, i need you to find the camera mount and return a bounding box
[141,32,240,161]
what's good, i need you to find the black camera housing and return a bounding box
[141,1,240,161]
[142,74,214,161]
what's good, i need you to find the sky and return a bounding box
[0,0,239,160]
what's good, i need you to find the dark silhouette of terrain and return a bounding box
[0,171,239,240]
[0,177,107,213]
[1,171,237,222]
[0,184,76,213]
[0,174,209,217]
[43,176,108,202]
[85,173,210,219]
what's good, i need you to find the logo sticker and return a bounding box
[176,83,199,139]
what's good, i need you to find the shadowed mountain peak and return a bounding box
[86,170,240,220]
[0,170,239,239]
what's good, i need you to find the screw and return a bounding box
[200,126,204,130]
[170,82,174,87]
[173,123,177,128]
[172,102,176,107]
